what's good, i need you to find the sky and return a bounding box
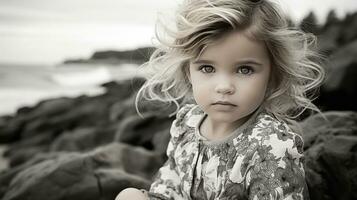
[1,0,357,65]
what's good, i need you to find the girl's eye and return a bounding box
[199,65,215,73]
[237,66,254,75]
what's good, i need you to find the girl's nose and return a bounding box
[214,80,235,95]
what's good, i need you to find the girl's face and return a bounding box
[189,30,271,128]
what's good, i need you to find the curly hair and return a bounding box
[135,0,327,134]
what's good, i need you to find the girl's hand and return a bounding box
[115,188,149,200]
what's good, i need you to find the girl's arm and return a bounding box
[146,138,184,200]
[245,127,309,200]
[147,105,195,200]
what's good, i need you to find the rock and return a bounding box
[2,153,101,200]
[318,39,357,111]
[318,25,340,55]
[90,143,164,179]
[109,94,178,123]
[21,97,78,119]
[323,40,357,93]
[152,128,171,156]
[321,135,357,199]
[337,13,357,45]
[301,111,357,200]
[4,133,53,167]
[1,143,163,200]
[115,113,173,152]
[318,12,357,53]
[0,97,79,144]
[6,146,48,168]
[21,97,114,139]
[50,125,117,152]
[100,77,145,99]
[313,11,357,112]
[109,96,139,122]
[0,152,64,199]
[301,111,357,148]
[0,116,20,143]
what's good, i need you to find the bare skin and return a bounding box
[115,188,148,200]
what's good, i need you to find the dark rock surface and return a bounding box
[314,12,357,112]
[0,10,357,200]
[2,143,162,200]
[302,111,357,200]
[0,76,176,200]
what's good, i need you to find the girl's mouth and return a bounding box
[212,101,237,107]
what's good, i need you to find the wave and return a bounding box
[51,67,112,86]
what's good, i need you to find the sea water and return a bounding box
[0,62,143,117]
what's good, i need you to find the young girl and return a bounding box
[116,0,326,199]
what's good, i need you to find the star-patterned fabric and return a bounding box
[147,104,309,200]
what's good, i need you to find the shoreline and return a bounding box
[0,86,106,117]
[0,63,144,117]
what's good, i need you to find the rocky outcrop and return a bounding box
[302,111,357,200]
[314,12,357,112]
[0,77,175,200]
[1,143,163,200]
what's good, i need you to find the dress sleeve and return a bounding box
[245,124,309,200]
[147,104,195,200]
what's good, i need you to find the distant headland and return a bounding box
[62,47,156,65]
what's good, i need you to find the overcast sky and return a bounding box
[1,0,357,65]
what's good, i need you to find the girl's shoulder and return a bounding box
[247,111,304,156]
[254,112,301,139]
[170,104,203,139]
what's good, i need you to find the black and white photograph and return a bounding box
[0,0,356,200]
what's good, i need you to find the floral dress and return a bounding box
[146,104,309,200]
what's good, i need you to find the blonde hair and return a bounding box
[135,0,328,134]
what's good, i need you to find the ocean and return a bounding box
[0,62,143,117]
